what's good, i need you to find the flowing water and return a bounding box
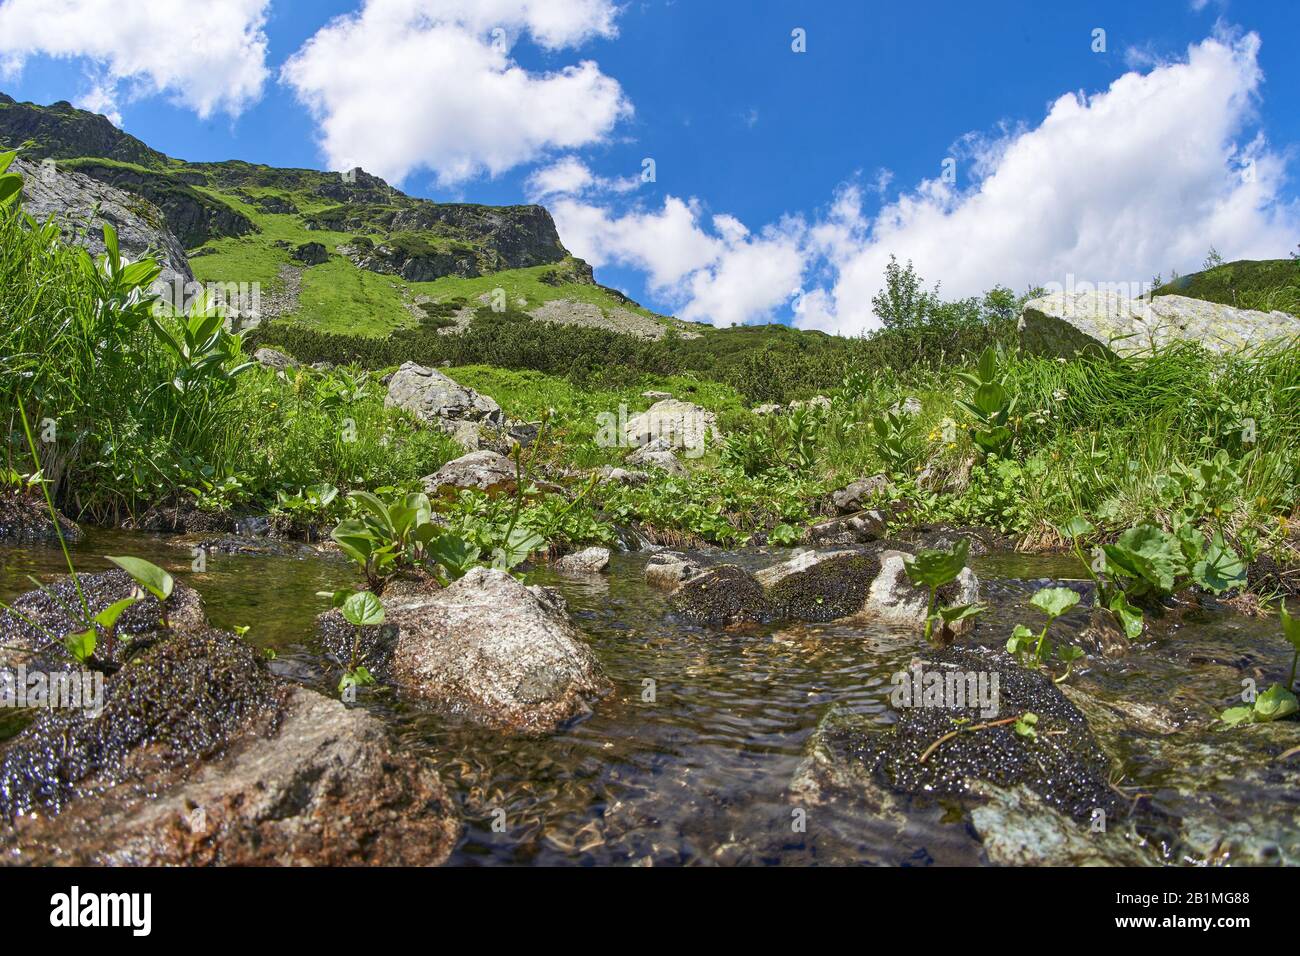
[1,530,1295,865]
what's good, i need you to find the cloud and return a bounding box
[0,0,270,119]
[282,0,631,185]
[553,195,805,326]
[795,30,1300,335]
[525,154,639,201]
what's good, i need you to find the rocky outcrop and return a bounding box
[386,363,504,441]
[0,95,166,167]
[422,450,516,493]
[324,568,610,734]
[15,157,192,287]
[624,400,720,455]
[1020,290,1300,358]
[553,547,611,576]
[291,241,328,265]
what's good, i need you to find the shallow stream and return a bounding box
[1,530,1294,865]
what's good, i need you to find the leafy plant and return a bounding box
[955,346,1017,458]
[336,590,384,697]
[903,539,983,644]
[1006,585,1084,682]
[106,555,174,629]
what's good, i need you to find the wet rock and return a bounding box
[422,449,515,493]
[624,399,720,453]
[860,551,981,639]
[2,683,459,865]
[831,475,889,513]
[803,510,886,546]
[0,490,82,544]
[341,568,610,735]
[644,552,704,591]
[127,501,234,534]
[0,569,206,670]
[253,346,298,369]
[385,362,504,431]
[670,566,772,626]
[554,547,610,576]
[1078,607,1133,658]
[755,549,883,622]
[803,648,1122,826]
[0,619,274,822]
[969,784,1160,866]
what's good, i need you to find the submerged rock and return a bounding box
[553,546,611,576]
[325,568,610,735]
[670,566,773,626]
[1020,290,1300,358]
[755,549,883,622]
[0,490,82,545]
[644,552,704,591]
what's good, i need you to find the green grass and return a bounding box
[411,262,667,322]
[1156,258,1300,316]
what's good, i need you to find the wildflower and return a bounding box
[1052,389,1068,403]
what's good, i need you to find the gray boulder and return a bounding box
[554,546,611,576]
[1020,290,1300,358]
[422,449,515,493]
[755,548,884,622]
[644,552,704,591]
[385,362,504,432]
[626,436,687,476]
[384,567,611,734]
[624,399,720,455]
[859,550,981,639]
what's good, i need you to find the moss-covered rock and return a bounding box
[670,565,773,626]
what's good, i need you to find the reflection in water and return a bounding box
[0,532,1292,865]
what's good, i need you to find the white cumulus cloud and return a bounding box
[282,0,631,186]
[553,195,805,327]
[797,30,1300,334]
[0,0,271,119]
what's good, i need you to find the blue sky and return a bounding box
[2,0,1297,332]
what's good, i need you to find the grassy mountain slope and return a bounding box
[0,93,686,339]
[1154,257,1300,316]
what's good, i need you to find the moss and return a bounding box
[764,552,882,622]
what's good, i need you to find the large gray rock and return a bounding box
[644,552,704,591]
[626,436,687,476]
[755,548,884,622]
[859,550,981,639]
[422,449,515,493]
[16,157,192,287]
[385,362,504,431]
[1020,290,1300,358]
[624,399,720,456]
[253,347,298,370]
[385,568,611,734]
